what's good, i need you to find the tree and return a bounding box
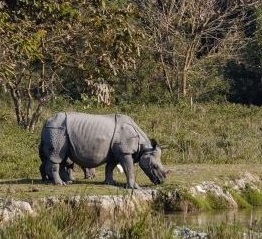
[224,6,262,105]
[138,0,262,100]
[0,0,142,130]
[0,1,75,131]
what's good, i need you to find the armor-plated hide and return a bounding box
[39,112,166,188]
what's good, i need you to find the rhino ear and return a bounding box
[150,139,158,149]
[151,139,169,150]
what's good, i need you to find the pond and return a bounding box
[168,208,262,227]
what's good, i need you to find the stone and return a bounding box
[0,198,34,223]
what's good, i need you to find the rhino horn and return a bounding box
[159,144,169,150]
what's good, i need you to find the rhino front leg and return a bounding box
[45,160,66,185]
[120,155,140,189]
[104,161,118,185]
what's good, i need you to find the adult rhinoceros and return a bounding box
[39,112,167,188]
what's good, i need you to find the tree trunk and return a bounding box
[182,72,187,97]
[9,86,25,127]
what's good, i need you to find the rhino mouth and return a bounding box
[151,169,166,184]
[141,166,166,185]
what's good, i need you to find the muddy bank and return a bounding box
[0,189,156,223]
[1,172,262,224]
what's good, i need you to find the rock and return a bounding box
[0,198,35,223]
[227,172,260,191]
[99,227,114,239]
[190,181,238,209]
[174,227,208,239]
[67,189,156,217]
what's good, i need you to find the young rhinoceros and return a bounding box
[39,155,96,182]
[39,112,167,189]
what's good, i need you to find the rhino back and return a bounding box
[66,113,116,167]
[45,112,66,128]
[115,114,151,146]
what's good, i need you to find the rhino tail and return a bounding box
[39,139,49,181]
[39,140,45,162]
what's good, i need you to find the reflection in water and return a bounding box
[168,208,262,227]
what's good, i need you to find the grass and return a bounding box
[2,99,262,199]
[3,99,262,237]
[206,221,245,239]
[0,201,174,239]
[1,198,262,239]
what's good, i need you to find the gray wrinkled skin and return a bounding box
[139,146,166,185]
[39,153,96,183]
[39,112,167,188]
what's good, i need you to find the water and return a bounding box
[168,208,262,227]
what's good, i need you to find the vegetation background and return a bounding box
[1,1,262,237]
[1,0,262,170]
[0,0,262,130]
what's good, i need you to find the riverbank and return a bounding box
[1,165,262,238]
[1,164,262,199]
[1,164,262,223]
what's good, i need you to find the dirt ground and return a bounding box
[0,164,261,200]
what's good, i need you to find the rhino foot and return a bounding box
[126,182,141,190]
[52,180,67,185]
[103,179,116,186]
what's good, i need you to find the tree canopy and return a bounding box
[0,0,262,130]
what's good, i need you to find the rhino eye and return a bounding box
[153,164,158,169]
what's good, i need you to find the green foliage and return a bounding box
[0,202,173,239]
[241,185,262,207]
[1,0,261,119]
[224,6,262,105]
[205,193,230,210]
[2,101,262,181]
[256,7,262,49]
[0,203,100,238]
[0,110,39,179]
[207,221,244,239]
[230,191,252,209]
[153,185,211,212]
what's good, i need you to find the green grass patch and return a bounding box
[241,185,262,207]
[230,191,252,209]
[0,202,174,239]
[2,100,262,200]
[153,185,213,213]
[206,221,244,239]
[205,192,231,210]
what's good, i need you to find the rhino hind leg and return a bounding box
[39,141,50,182]
[42,127,71,184]
[39,162,50,182]
[43,148,69,185]
[45,160,66,185]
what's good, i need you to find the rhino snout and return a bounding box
[151,168,166,185]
